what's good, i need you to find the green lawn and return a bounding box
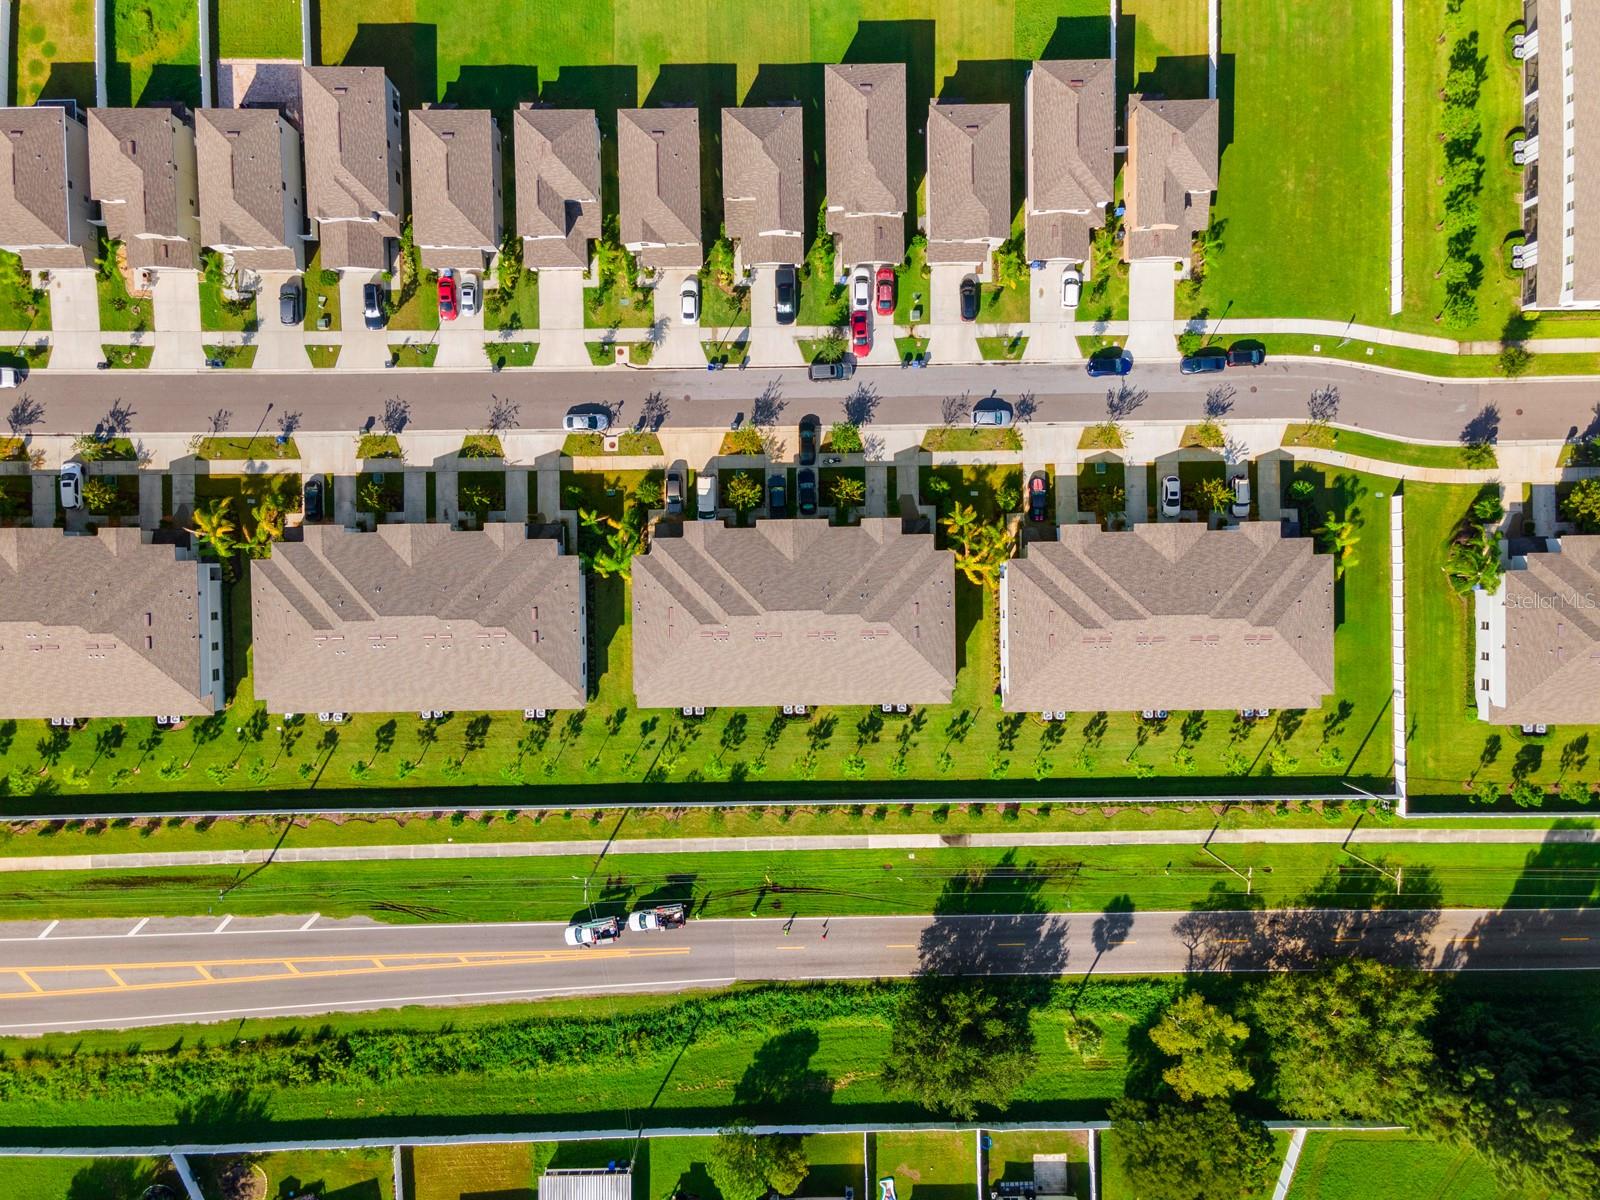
[412,1142,536,1200]
[1251,335,1599,379]
[196,436,300,461]
[304,250,342,331]
[1118,0,1210,100]
[13,0,97,108]
[202,343,258,369]
[107,0,201,107]
[4,1155,179,1197]
[1188,0,1391,324]
[306,344,342,368]
[199,276,259,333]
[97,249,156,332]
[921,428,1024,453]
[585,283,656,329]
[1403,482,1600,805]
[486,272,541,332]
[216,0,304,58]
[390,342,439,367]
[700,276,752,328]
[871,1131,976,1200]
[0,257,51,331]
[487,341,539,367]
[1102,1129,1287,1200]
[1284,1131,1546,1200]
[196,1147,394,1200]
[101,343,153,369]
[977,334,1028,361]
[1281,424,1494,470]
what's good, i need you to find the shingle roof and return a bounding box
[1025,60,1115,263]
[824,63,907,266]
[925,102,1010,265]
[1002,523,1334,713]
[1484,536,1600,724]
[251,523,585,715]
[1124,95,1218,262]
[632,518,956,708]
[300,66,401,267]
[514,107,601,270]
[410,108,501,271]
[0,107,86,263]
[87,107,198,270]
[617,107,702,270]
[195,108,300,271]
[721,105,804,266]
[1534,0,1600,303]
[0,528,215,719]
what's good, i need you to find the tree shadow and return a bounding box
[732,1027,832,1111]
[843,20,936,245]
[175,1088,272,1140]
[67,1157,170,1200]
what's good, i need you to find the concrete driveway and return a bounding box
[150,270,202,369]
[338,272,391,370]
[926,262,979,363]
[1126,258,1180,363]
[39,270,101,369]
[651,268,705,368]
[250,269,311,370]
[1026,260,1083,362]
[744,267,804,365]
[531,268,589,368]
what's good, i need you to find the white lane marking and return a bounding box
[213,916,233,935]
[127,918,149,937]
[36,921,57,940]
[299,913,320,931]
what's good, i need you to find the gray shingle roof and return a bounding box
[410,108,501,271]
[1002,523,1334,712]
[721,105,804,267]
[632,518,956,708]
[925,102,1011,265]
[195,108,301,271]
[0,528,216,719]
[1534,0,1600,303]
[251,523,585,715]
[1484,535,1600,724]
[1025,60,1115,263]
[300,66,401,268]
[87,107,199,270]
[1124,95,1218,262]
[617,107,702,270]
[824,63,907,266]
[514,107,601,270]
[0,106,91,267]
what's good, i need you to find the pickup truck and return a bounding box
[564,916,623,947]
[627,903,688,932]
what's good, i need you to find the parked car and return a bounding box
[1179,350,1227,375]
[627,904,687,932]
[1160,474,1182,519]
[807,360,854,383]
[563,916,623,947]
[1028,475,1049,522]
[797,467,818,515]
[279,279,302,326]
[775,265,797,324]
[459,273,479,316]
[58,462,84,510]
[972,399,1012,427]
[1085,350,1132,377]
[799,415,819,466]
[1061,267,1082,309]
[1231,476,1252,520]
[696,471,717,520]
[0,366,19,388]
[958,275,979,322]
[437,269,459,321]
[303,476,324,522]
[850,266,872,312]
[1227,344,1266,367]
[875,265,896,316]
[680,277,700,325]
[767,473,787,516]
[363,283,386,330]
[665,471,684,515]
[851,308,871,354]
[563,408,611,432]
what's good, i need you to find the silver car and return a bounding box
[1160,475,1182,519]
[59,462,84,509]
[563,410,611,433]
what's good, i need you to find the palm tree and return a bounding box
[941,501,979,544]
[1317,512,1361,579]
[189,498,238,562]
[579,506,619,535]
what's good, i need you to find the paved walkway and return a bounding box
[2,825,1591,873]
[1271,1129,1308,1200]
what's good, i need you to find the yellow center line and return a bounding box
[104,968,127,987]
[1561,936,1589,942]
[774,946,806,952]
[283,961,302,975]
[2,947,634,977]
[885,944,916,949]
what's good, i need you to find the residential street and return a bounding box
[11,359,1598,443]
[0,907,1590,1032]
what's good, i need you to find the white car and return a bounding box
[459,273,479,316]
[1231,476,1252,519]
[680,277,700,325]
[563,917,622,947]
[0,366,19,388]
[1160,474,1182,519]
[563,409,611,433]
[59,462,84,509]
[696,472,717,520]
[850,266,872,312]
[1062,268,1082,309]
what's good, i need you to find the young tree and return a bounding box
[81,477,118,513]
[706,1126,809,1200]
[1197,476,1235,514]
[1107,1100,1275,1200]
[725,472,763,513]
[830,475,866,510]
[1562,477,1600,533]
[1147,993,1253,1102]
[813,328,848,364]
[828,422,864,453]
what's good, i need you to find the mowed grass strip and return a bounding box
[1283,1131,1545,1200]
[216,0,304,58]
[871,1131,976,1200]
[411,1143,536,1200]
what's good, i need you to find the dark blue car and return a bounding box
[1085,351,1132,377]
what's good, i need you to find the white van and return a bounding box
[696,472,717,520]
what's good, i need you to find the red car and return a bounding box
[875,265,896,316]
[851,308,871,354]
[437,271,458,321]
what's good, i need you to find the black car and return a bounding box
[806,360,854,382]
[1226,345,1266,367]
[798,415,819,466]
[1085,351,1132,377]
[767,473,787,516]
[303,476,324,522]
[665,470,684,515]
[958,275,979,322]
[279,280,302,326]
[1179,350,1228,375]
[774,265,797,325]
[797,468,818,516]
[363,283,386,330]
[1028,475,1049,522]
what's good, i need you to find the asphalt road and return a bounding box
[14,360,1598,442]
[0,907,1592,1032]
